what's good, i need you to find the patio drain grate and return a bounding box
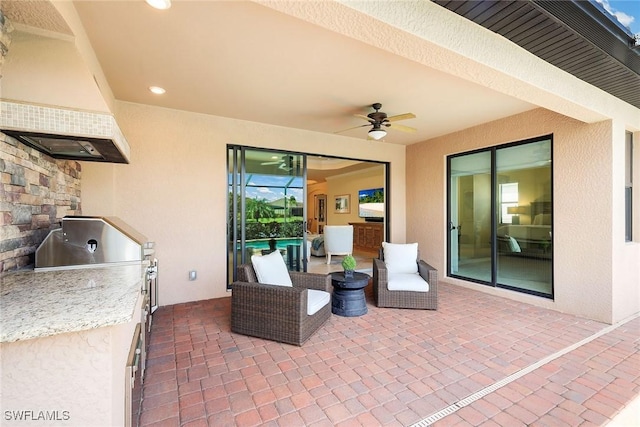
[410,312,639,427]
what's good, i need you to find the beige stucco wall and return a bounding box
[407,108,639,324]
[0,314,139,427]
[81,101,406,306]
[1,31,110,113]
[611,124,640,323]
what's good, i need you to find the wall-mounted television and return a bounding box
[358,187,384,221]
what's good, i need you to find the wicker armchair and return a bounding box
[372,248,438,310]
[231,264,332,346]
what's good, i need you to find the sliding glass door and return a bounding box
[228,147,307,285]
[495,140,552,295]
[448,137,553,298]
[448,151,492,282]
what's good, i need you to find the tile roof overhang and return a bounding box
[433,0,640,109]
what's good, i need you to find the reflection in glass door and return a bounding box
[495,140,552,295]
[448,151,492,283]
[228,147,307,286]
[448,137,553,298]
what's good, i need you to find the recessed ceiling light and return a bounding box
[149,86,166,95]
[145,0,171,10]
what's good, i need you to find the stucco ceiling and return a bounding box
[59,0,537,146]
[1,0,72,36]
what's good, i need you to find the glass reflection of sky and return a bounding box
[229,173,304,202]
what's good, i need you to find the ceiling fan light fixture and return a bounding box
[149,86,166,94]
[145,0,171,10]
[368,128,387,140]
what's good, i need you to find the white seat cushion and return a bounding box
[307,289,330,315]
[387,273,429,292]
[382,242,419,274]
[251,250,292,286]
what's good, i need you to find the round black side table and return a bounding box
[330,271,370,317]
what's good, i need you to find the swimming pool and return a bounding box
[240,238,304,251]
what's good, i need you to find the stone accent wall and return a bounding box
[1,132,81,271]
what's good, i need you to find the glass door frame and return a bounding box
[446,135,554,299]
[228,146,391,288]
[446,148,495,286]
[228,146,309,287]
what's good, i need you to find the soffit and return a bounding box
[433,0,640,109]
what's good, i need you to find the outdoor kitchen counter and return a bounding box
[0,263,145,343]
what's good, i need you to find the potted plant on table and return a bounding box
[342,255,357,279]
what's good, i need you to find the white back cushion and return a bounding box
[382,242,418,274]
[251,251,292,286]
[324,225,354,253]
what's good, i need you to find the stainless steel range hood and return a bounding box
[1,100,130,163]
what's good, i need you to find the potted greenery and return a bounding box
[342,255,357,278]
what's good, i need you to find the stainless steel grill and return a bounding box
[36,216,149,270]
[34,215,158,427]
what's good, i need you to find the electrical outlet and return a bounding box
[189,270,197,281]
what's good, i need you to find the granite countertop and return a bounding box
[0,264,145,343]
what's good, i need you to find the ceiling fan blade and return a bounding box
[387,113,416,122]
[387,123,417,133]
[334,123,370,134]
[354,114,374,122]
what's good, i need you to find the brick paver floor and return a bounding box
[139,282,639,426]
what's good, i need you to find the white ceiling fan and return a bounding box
[260,155,296,171]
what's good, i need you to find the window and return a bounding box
[500,183,519,224]
[625,131,633,242]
